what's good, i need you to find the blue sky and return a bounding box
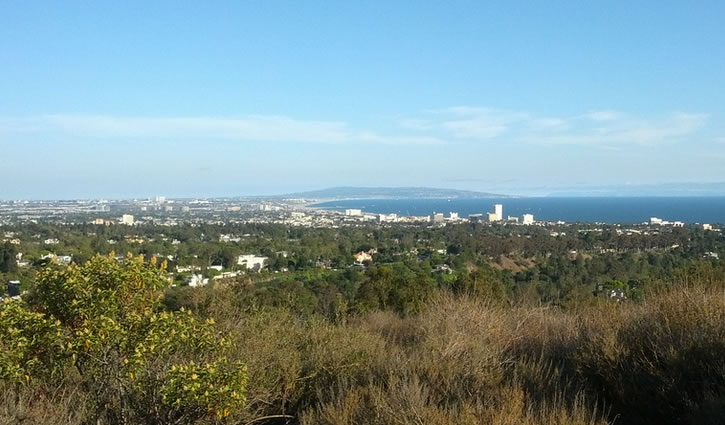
[1,1,724,199]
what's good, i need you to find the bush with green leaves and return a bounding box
[0,254,247,424]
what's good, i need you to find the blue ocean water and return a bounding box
[311,197,725,224]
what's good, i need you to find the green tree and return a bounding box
[452,267,508,303]
[0,242,18,273]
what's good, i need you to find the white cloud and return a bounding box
[0,114,443,146]
[529,118,570,131]
[586,111,620,121]
[442,117,510,139]
[1,108,709,149]
[421,107,529,139]
[401,107,708,147]
[42,115,351,143]
[399,119,433,131]
[529,112,708,147]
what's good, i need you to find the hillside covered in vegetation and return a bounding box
[3,252,725,424]
[2,221,725,424]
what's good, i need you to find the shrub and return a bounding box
[1,254,247,425]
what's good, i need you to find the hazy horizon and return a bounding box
[5,182,725,201]
[2,2,724,199]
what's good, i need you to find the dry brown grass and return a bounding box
[5,285,725,424]
[0,382,89,425]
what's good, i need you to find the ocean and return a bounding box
[310,197,725,224]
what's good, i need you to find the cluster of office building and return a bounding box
[436,204,535,226]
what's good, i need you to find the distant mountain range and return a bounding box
[268,187,510,200]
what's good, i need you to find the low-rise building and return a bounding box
[353,251,373,263]
[176,265,201,273]
[378,213,398,223]
[41,254,72,265]
[237,255,268,272]
[468,214,484,222]
[184,274,209,287]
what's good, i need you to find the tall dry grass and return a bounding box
[4,285,725,424]
[231,287,725,425]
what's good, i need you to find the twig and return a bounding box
[243,414,295,425]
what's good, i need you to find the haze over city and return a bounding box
[1,1,724,199]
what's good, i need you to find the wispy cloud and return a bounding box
[401,108,709,148]
[0,108,710,149]
[524,112,708,147]
[427,107,528,139]
[586,111,620,121]
[0,114,443,146]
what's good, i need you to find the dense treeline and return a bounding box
[3,222,724,311]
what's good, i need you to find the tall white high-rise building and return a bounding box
[494,204,503,221]
[121,214,135,225]
[522,214,534,225]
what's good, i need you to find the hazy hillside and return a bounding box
[271,186,510,200]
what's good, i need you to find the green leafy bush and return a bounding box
[1,254,247,424]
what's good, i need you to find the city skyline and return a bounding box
[2,1,724,199]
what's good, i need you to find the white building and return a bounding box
[121,214,135,225]
[522,214,535,225]
[430,212,444,224]
[650,217,663,225]
[176,265,201,273]
[41,254,72,265]
[494,204,503,221]
[378,213,398,223]
[219,234,241,243]
[237,255,268,272]
[345,209,363,216]
[487,212,499,223]
[213,271,241,280]
[184,274,208,287]
[448,212,459,220]
[702,223,713,231]
[468,213,484,222]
